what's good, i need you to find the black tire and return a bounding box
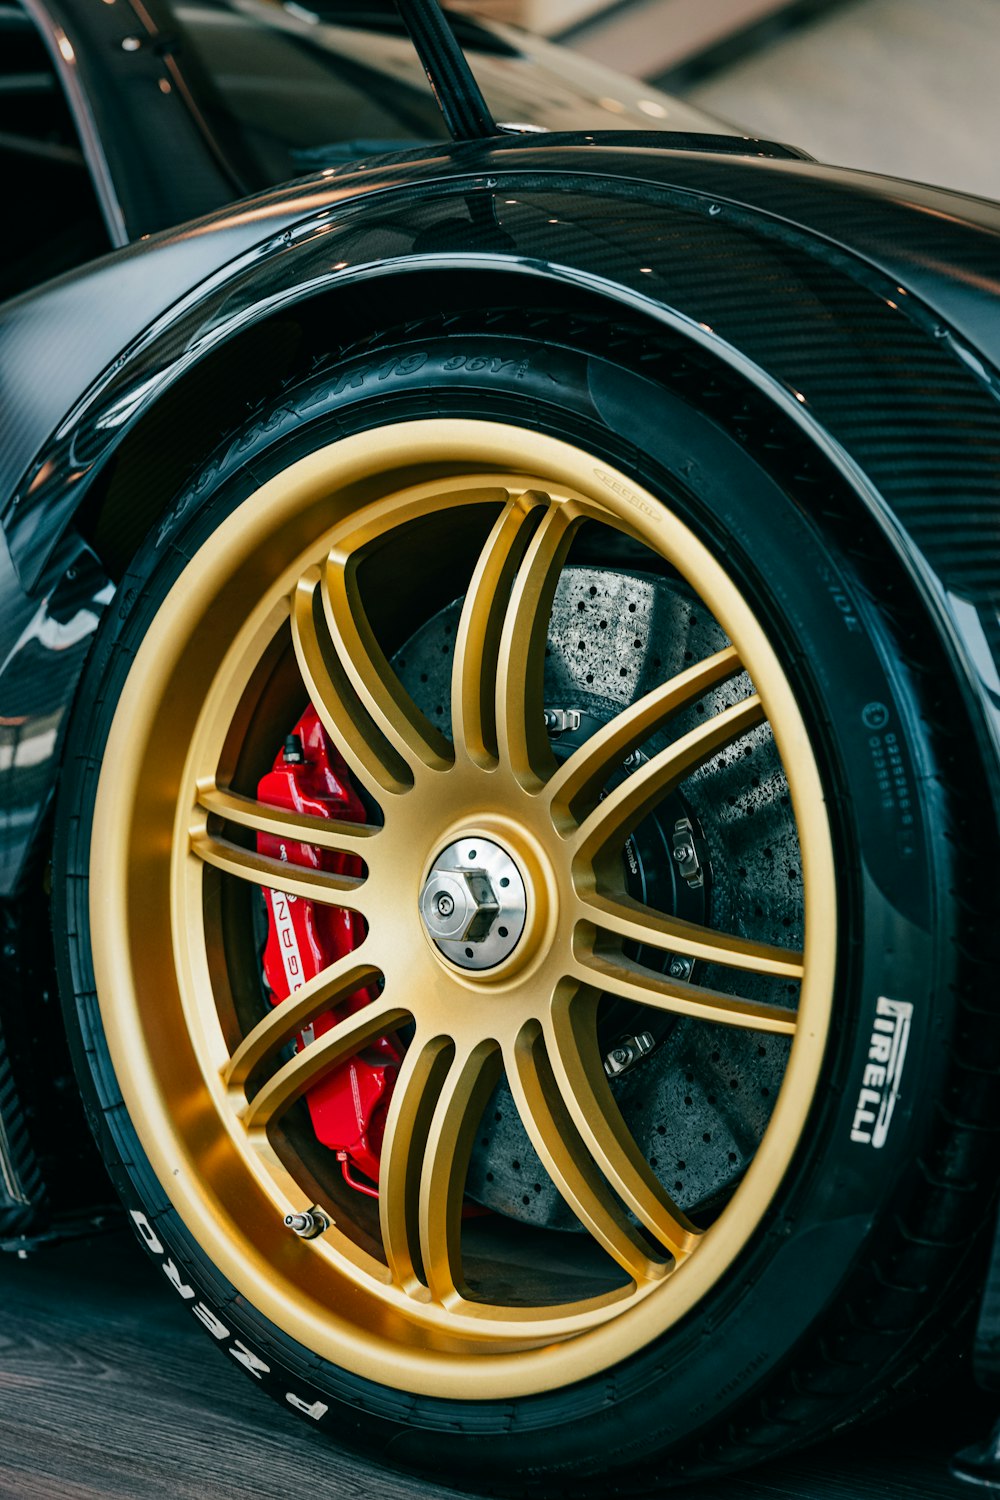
[54,309,1000,1492]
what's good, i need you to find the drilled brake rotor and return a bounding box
[394,566,803,1227]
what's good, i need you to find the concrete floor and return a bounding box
[681,0,1000,200]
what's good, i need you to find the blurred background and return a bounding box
[456,0,1000,200]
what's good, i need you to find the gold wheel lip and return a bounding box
[89,418,837,1400]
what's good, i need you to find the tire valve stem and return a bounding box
[604,1032,655,1078]
[284,1208,328,1239]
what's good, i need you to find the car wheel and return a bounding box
[54,310,998,1490]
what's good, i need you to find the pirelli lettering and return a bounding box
[850,996,913,1148]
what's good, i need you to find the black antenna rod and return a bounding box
[393,0,498,141]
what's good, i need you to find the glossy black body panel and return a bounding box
[19,0,236,242]
[25,0,726,239]
[2,139,1000,568]
[0,531,110,884]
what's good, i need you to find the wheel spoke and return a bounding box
[451,493,545,767]
[379,1036,500,1303]
[418,1041,503,1306]
[241,992,408,1132]
[573,937,797,1036]
[378,1034,453,1297]
[197,782,380,865]
[505,1018,669,1282]
[580,891,803,980]
[494,500,582,785]
[547,646,742,822]
[323,551,452,779]
[572,694,766,862]
[224,954,382,1090]
[190,823,370,914]
[546,992,700,1260]
[291,568,412,798]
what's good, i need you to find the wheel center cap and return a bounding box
[420,837,527,970]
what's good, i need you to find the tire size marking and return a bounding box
[320,349,539,400]
[324,352,428,396]
[442,353,530,377]
[850,996,913,1148]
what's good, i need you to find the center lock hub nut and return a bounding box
[420,837,527,970]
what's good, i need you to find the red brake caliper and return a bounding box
[257,705,402,1197]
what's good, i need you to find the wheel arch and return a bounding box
[60,237,1000,827]
[70,261,632,584]
[2,158,999,925]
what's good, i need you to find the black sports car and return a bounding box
[1,0,999,1491]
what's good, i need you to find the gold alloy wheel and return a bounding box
[90,419,837,1399]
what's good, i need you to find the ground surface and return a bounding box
[0,1225,990,1500]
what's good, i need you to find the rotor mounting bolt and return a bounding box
[668,958,693,980]
[671,816,706,889]
[603,1031,656,1078]
[543,707,582,738]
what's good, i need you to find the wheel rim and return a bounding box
[89,418,837,1399]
